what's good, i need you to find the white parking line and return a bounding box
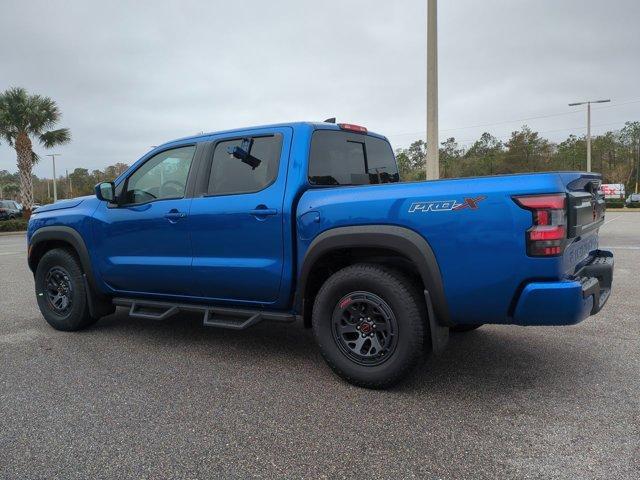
[0,252,22,256]
[603,215,621,226]
[600,246,640,250]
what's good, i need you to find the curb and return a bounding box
[0,231,26,237]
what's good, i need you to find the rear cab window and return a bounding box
[308,130,400,186]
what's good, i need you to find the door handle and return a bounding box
[164,209,187,222]
[248,207,278,217]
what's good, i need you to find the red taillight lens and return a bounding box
[528,225,565,241]
[338,123,368,134]
[514,193,567,257]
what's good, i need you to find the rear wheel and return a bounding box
[35,248,98,331]
[312,264,426,389]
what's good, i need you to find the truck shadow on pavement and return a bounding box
[92,307,602,397]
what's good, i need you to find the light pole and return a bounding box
[426,0,439,180]
[46,154,61,202]
[568,99,610,172]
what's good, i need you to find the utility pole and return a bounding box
[46,154,61,202]
[568,99,610,172]
[426,0,439,180]
[66,169,72,197]
[636,137,639,194]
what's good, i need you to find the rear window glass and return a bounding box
[308,131,399,186]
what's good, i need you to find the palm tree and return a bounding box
[0,87,70,218]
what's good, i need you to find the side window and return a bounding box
[207,134,282,196]
[123,145,195,205]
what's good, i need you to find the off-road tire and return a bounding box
[35,248,98,331]
[312,263,426,389]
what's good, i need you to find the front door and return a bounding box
[189,128,291,305]
[92,144,197,297]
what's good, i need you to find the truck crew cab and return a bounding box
[27,121,614,388]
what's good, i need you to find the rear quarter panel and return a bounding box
[297,173,574,325]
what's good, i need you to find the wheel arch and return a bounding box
[29,226,96,289]
[296,225,451,327]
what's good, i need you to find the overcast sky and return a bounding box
[1,0,639,178]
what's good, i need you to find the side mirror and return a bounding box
[95,182,116,202]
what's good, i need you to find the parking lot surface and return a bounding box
[1,214,639,479]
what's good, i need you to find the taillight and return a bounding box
[338,123,368,134]
[514,194,567,257]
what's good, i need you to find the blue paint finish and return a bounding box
[189,126,293,305]
[27,121,613,327]
[91,198,195,296]
[513,281,593,325]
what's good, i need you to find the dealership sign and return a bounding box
[599,183,625,199]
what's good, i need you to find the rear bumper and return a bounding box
[512,250,614,326]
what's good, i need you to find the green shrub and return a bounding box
[0,218,28,232]
[605,199,625,209]
[626,202,640,208]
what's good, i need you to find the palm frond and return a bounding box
[32,150,41,165]
[39,128,71,148]
[0,87,68,142]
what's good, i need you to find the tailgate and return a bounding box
[562,173,606,273]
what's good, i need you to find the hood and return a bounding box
[33,195,94,213]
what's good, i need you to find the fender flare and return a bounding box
[296,225,451,326]
[29,226,97,291]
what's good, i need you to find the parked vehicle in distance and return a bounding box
[26,121,614,388]
[0,199,22,220]
[626,193,640,207]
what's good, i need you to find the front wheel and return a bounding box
[312,264,426,389]
[35,248,98,331]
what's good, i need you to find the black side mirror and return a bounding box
[95,182,116,202]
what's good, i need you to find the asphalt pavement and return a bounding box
[0,214,638,479]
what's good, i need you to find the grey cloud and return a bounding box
[1,0,638,177]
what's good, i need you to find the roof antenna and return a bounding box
[323,117,336,123]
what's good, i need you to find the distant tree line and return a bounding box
[2,121,639,205]
[396,121,640,192]
[0,162,128,203]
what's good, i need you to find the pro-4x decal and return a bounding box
[409,196,486,213]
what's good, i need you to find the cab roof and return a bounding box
[157,121,388,149]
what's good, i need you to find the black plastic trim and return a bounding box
[29,226,93,279]
[297,225,451,326]
[575,249,614,315]
[113,297,296,330]
[29,226,116,318]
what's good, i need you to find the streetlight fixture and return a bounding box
[568,99,610,172]
[46,154,61,202]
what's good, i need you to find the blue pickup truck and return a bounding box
[27,121,613,388]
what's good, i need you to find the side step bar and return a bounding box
[113,297,296,330]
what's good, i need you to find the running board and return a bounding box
[113,298,296,330]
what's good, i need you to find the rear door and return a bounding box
[188,127,292,304]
